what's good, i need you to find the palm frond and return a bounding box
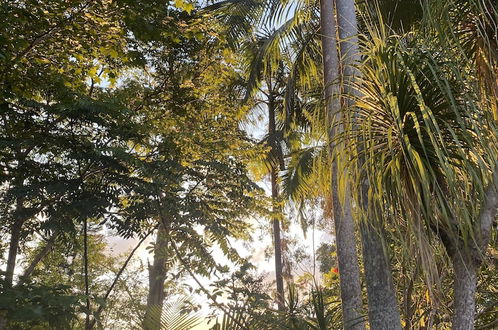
[143,296,201,330]
[340,18,498,291]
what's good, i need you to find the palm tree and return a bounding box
[335,1,402,328]
[318,0,365,328]
[262,64,288,310]
[423,1,498,328]
[344,6,498,328]
[206,1,320,309]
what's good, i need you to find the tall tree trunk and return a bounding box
[4,218,23,287]
[5,189,26,287]
[319,0,364,328]
[268,93,285,311]
[84,218,91,330]
[0,218,22,330]
[334,0,402,327]
[144,224,169,330]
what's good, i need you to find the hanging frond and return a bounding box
[282,145,326,201]
[340,16,498,292]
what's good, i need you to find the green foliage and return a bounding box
[0,281,82,328]
[1,1,262,328]
[143,296,201,330]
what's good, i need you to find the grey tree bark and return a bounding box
[319,0,364,328]
[451,252,478,330]
[449,165,498,330]
[144,224,169,330]
[335,0,401,328]
[359,220,402,329]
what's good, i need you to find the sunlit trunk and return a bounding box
[319,0,364,327]
[144,224,169,330]
[334,0,402,327]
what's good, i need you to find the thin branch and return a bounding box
[168,238,249,330]
[88,225,157,329]
[84,218,90,330]
[17,232,59,286]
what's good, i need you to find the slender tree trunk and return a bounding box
[1,193,25,329]
[334,0,402,327]
[268,93,285,311]
[89,227,154,329]
[18,232,58,285]
[319,0,364,328]
[144,224,169,330]
[271,169,285,311]
[84,218,91,330]
[451,252,477,330]
[4,218,23,287]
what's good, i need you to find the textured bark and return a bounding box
[144,225,169,330]
[319,0,364,328]
[451,253,477,330]
[449,165,498,329]
[360,220,402,329]
[334,0,402,327]
[333,187,365,329]
[268,93,285,311]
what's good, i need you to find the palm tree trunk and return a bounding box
[271,169,285,311]
[451,252,477,330]
[334,0,402,327]
[144,224,169,330]
[319,0,364,328]
[268,93,285,311]
[359,219,402,329]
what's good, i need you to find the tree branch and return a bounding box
[17,232,59,286]
[478,163,498,250]
[167,233,248,329]
[88,225,157,329]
